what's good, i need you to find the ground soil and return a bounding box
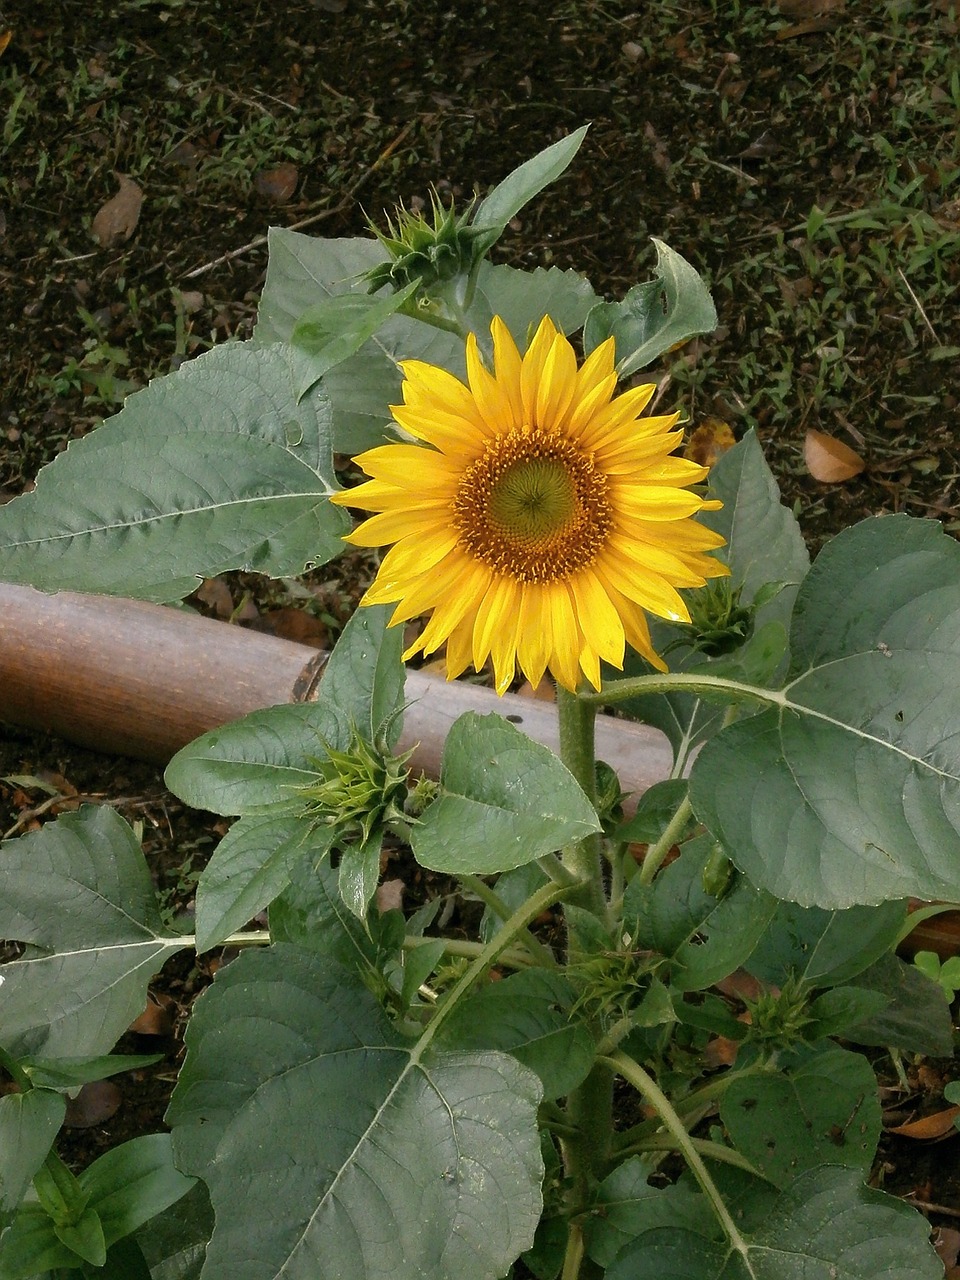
[1,0,958,1268]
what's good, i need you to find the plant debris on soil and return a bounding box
[1,0,958,1253]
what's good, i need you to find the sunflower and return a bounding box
[331,315,728,695]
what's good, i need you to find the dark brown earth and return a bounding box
[1,0,958,1265]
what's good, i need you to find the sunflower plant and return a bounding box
[0,129,956,1280]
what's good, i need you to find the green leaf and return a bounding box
[318,602,405,746]
[704,430,809,617]
[471,127,589,254]
[720,1046,881,1186]
[289,281,419,396]
[256,230,466,453]
[605,1165,943,1279]
[135,1181,213,1280]
[0,1203,76,1279]
[747,899,908,989]
[0,1091,65,1231]
[22,1054,162,1090]
[583,1158,707,1269]
[193,814,335,953]
[411,713,600,874]
[337,828,384,920]
[164,700,351,816]
[624,836,776,991]
[582,239,717,376]
[0,807,187,1059]
[615,778,689,844]
[269,856,379,972]
[255,233,387,344]
[692,515,960,907]
[804,986,890,1040]
[437,969,595,1100]
[839,953,954,1056]
[167,945,543,1280]
[79,1135,195,1249]
[0,343,348,601]
[466,262,599,345]
[54,1206,106,1268]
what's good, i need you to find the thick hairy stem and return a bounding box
[555,685,606,918]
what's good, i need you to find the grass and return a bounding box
[1,0,957,545]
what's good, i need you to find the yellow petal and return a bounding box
[535,332,578,431]
[520,315,559,427]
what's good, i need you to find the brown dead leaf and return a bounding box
[934,1227,960,1272]
[194,577,234,618]
[804,429,865,482]
[887,1105,960,1139]
[0,25,11,57]
[64,1080,122,1128]
[91,174,143,247]
[376,879,405,914]
[255,163,300,203]
[704,1036,740,1068]
[257,607,327,648]
[128,994,176,1036]
[684,418,736,469]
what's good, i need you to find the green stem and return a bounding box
[555,685,606,917]
[0,1045,32,1090]
[638,794,693,886]
[560,1221,587,1280]
[629,1133,766,1178]
[611,1058,765,1152]
[414,879,573,1055]
[402,934,533,970]
[600,1052,751,1257]
[459,873,559,968]
[584,671,784,709]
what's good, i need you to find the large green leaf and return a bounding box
[720,1046,881,1186]
[605,1165,942,1279]
[256,229,465,454]
[164,700,351,815]
[410,712,600,874]
[167,945,543,1280]
[691,515,960,907]
[747,899,907,989]
[582,239,717,376]
[471,126,589,256]
[437,969,594,1100]
[269,856,379,969]
[0,807,187,1059]
[0,343,348,600]
[0,1091,65,1232]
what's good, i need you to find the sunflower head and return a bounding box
[331,315,729,695]
[363,190,482,295]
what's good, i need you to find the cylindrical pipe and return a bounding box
[0,584,673,802]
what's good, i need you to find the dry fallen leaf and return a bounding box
[254,163,299,203]
[804,429,866,482]
[887,1104,960,1139]
[91,174,144,247]
[684,418,736,468]
[934,1227,960,1272]
[64,1080,122,1128]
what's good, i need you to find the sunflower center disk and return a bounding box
[453,430,612,582]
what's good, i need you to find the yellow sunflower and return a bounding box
[331,315,728,695]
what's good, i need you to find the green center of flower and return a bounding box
[453,429,612,582]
